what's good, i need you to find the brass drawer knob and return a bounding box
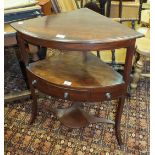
[64,92,69,99]
[32,80,37,85]
[105,93,111,100]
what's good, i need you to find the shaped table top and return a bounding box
[11,8,143,44]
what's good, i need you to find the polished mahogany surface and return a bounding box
[11,8,142,44]
[14,8,143,146]
[28,51,124,89]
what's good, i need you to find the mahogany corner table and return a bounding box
[11,8,143,146]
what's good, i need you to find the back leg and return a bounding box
[29,79,38,124]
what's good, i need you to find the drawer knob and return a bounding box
[105,93,111,100]
[32,80,37,85]
[64,92,69,99]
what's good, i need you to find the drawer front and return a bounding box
[28,71,126,102]
[30,75,89,102]
[89,85,126,102]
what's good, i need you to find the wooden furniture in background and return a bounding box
[109,0,140,19]
[12,8,143,146]
[38,0,52,15]
[130,35,150,92]
[49,0,78,13]
[98,0,140,66]
[130,7,150,93]
[4,0,52,47]
[4,0,52,102]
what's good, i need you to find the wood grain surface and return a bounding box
[28,51,124,88]
[11,8,143,44]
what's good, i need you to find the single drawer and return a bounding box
[30,75,89,102]
[27,71,126,102]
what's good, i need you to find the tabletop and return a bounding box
[11,8,143,44]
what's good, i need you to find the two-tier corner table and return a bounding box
[11,8,143,146]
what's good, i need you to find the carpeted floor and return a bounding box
[4,48,150,155]
[4,47,27,95]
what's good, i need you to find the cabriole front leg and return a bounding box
[115,96,125,147]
